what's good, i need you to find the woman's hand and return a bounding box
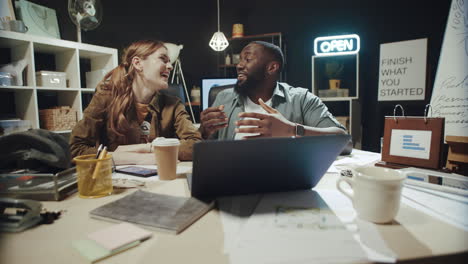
[114,143,152,153]
[111,152,156,165]
[112,143,155,165]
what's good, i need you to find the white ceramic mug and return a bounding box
[336,166,406,224]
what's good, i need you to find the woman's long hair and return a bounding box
[102,40,164,137]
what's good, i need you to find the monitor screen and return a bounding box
[201,78,237,110]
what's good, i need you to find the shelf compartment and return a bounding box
[312,54,359,98]
[78,49,116,89]
[37,90,81,119]
[0,39,34,87]
[81,92,94,111]
[33,43,79,89]
[0,89,39,128]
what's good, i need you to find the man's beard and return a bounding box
[234,68,265,97]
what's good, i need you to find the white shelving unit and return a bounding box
[312,54,361,148]
[0,31,117,134]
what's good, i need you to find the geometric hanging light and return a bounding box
[209,0,229,51]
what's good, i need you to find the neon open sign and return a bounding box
[314,34,360,56]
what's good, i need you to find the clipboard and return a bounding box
[381,104,444,169]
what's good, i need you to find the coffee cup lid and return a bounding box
[152,137,180,147]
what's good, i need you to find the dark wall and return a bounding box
[29,0,451,152]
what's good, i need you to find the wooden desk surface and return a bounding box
[1,159,468,264]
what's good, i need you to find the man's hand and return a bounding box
[199,105,228,139]
[236,98,295,138]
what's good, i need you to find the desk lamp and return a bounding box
[164,43,196,123]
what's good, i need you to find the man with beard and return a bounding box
[199,41,346,140]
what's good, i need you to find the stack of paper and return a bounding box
[221,190,368,264]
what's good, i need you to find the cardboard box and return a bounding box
[36,71,67,88]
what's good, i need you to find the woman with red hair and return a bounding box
[70,40,201,164]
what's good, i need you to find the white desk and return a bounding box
[1,151,468,263]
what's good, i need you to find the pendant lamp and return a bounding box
[209,0,229,51]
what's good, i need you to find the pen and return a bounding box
[92,146,107,180]
[95,144,103,159]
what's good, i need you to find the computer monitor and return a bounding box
[201,78,237,110]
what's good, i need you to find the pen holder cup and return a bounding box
[73,154,113,198]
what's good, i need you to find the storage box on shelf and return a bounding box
[0,72,13,86]
[0,30,117,133]
[0,119,32,136]
[312,54,361,148]
[39,106,78,131]
[36,71,67,88]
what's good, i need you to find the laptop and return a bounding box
[188,134,351,199]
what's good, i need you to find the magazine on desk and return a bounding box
[89,190,214,234]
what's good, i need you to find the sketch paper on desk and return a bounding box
[402,185,468,231]
[430,0,468,138]
[217,194,262,253]
[89,190,214,234]
[333,149,381,169]
[317,189,398,263]
[228,190,367,264]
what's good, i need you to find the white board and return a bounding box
[430,0,468,138]
[378,38,428,101]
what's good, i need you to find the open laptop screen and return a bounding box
[191,134,351,199]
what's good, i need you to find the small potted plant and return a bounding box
[324,60,344,89]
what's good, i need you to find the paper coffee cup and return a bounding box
[152,137,180,180]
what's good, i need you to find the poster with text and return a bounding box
[430,0,468,138]
[378,38,427,101]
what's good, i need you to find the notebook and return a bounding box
[89,190,214,234]
[72,223,152,263]
[189,134,351,199]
